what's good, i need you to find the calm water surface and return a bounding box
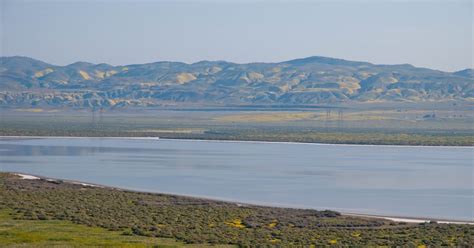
[0,137,472,220]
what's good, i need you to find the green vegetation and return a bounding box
[181,129,473,146]
[0,210,227,248]
[1,109,473,146]
[1,173,472,247]
[2,126,472,146]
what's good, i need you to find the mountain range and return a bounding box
[0,56,472,108]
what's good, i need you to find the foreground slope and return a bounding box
[0,210,226,248]
[0,173,472,247]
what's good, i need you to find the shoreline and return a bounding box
[1,135,472,149]
[10,172,474,225]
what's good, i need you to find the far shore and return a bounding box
[10,172,474,225]
[1,135,472,148]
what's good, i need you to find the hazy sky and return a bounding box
[1,0,472,71]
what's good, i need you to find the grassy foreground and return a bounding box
[0,173,472,247]
[0,210,228,248]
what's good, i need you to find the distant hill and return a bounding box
[453,69,473,78]
[0,56,472,108]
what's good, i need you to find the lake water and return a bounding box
[0,137,472,221]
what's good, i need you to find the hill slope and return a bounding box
[0,56,472,108]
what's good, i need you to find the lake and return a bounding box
[0,137,472,221]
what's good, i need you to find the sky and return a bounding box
[0,0,472,72]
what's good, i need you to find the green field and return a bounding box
[0,210,231,248]
[0,107,473,146]
[1,173,472,247]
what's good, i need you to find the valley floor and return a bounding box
[1,108,473,146]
